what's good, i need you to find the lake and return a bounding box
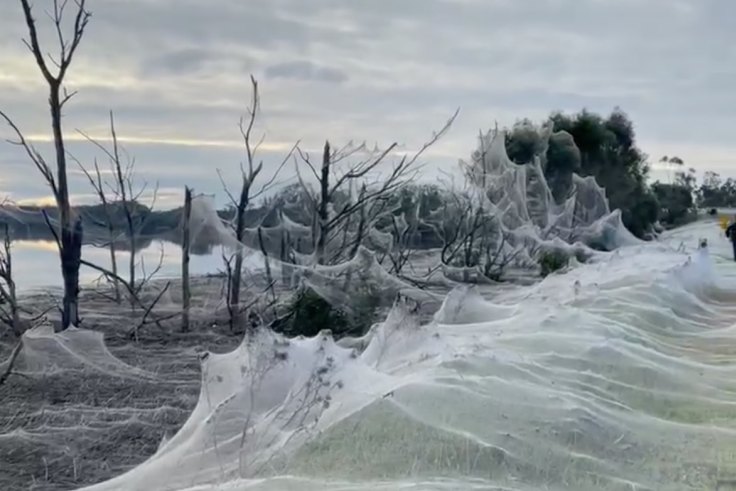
[9,239,225,292]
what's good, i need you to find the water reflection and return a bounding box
[9,239,225,291]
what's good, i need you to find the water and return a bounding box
[9,239,223,291]
[10,218,736,490]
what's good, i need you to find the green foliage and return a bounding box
[505,122,582,203]
[275,288,349,338]
[697,171,736,208]
[651,182,696,228]
[539,250,569,277]
[274,285,383,339]
[545,131,582,202]
[504,119,547,165]
[506,108,659,239]
[621,187,660,238]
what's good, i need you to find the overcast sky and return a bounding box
[1,0,735,208]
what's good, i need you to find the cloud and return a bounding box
[265,60,348,84]
[2,0,736,207]
[142,48,215,75]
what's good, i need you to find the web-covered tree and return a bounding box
[506,108,659,238]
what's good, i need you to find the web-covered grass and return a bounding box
[0,293,242,491]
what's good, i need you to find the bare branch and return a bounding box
[18,0,54,83]
[329,143,398,198]
[18,0,91,84]
[0,111,58,197]
[294,159,317,210]
[217,169,239,208]
[297,147,322,183]
[129,281,171,339]
[251,141,299,200]
[41,210,62,250]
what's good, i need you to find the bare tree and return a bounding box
[387,209,419,277]
[75,158,120,302]
[295,109,459,265]
[427,188,519,283]
[76,111,161,306]
[0,225,21,336]
[0,0,91,330]
[217,76,296,329]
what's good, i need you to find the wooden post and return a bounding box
[181,187,192,332]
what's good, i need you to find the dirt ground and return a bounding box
[0,279,244,491]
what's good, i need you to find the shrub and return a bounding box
[274,285,383,339]
[539,250,569,277]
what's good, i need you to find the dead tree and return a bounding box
[0,225,21,336]
[296,109,459,265]
[76,158,120,303]
[0,0,91,330]
[217,76,296,329]
[76,111,161,306]
[182,187,192,333]
[428,189,519,283]
[387,211,419,276]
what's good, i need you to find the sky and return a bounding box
[1,0,735,209]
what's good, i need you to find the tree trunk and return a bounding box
[3,229,21,337]
[50,85,81,330]
[257,227,273,297]
[228,183,249,329]
[229,252,243,325]
[280,227,292,286]
[108,237,121,303]
[9,284,20,338]
[128,233,136,304]
[60,217,83,329]
[181,187,192,332]
[124,203,138,304]
[349,187,367,259]
[315,141,331,264]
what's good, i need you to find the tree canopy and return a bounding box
[506,108,658,238]
[697,171,736,209]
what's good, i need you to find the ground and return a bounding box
[0,279,243,491]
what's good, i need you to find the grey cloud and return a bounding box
[3,0,736,195]
[264,61,348,84]
[142,48,214,75]
[88,1,310,50]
